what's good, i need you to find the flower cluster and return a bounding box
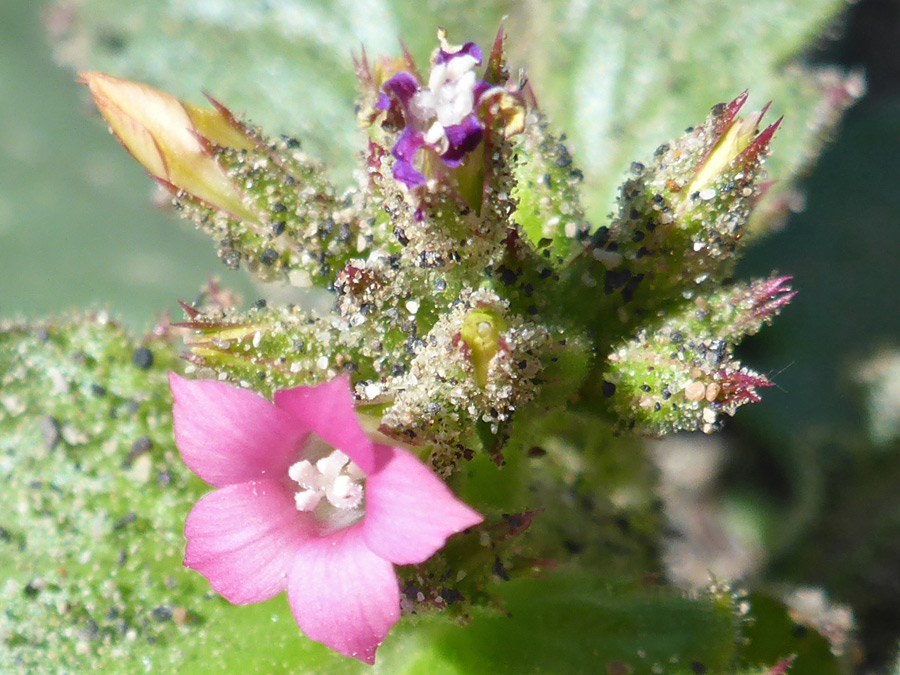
[376,32,520,188]
[80,25,800,669]
[169,374,482,663]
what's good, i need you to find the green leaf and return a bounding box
[411,575,740,675]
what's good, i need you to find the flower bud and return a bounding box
[176,304,369,396]
[599,274,791,434]
[582,92,782,316]
[83,72,357,287]
[698,275,795,342]
[603,327,772,435]
[460,307,507,388]
[381,290,557,472]
[80,72,256,222]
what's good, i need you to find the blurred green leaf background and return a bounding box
[0,0,254,326]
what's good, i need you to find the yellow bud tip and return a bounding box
[79,72,256,222]
[460,308,507,388]
[686,108,764,197]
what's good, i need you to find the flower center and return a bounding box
[409,54,479,151]
[288,435,365,531]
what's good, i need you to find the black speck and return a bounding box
[614,515,630,532]
[113,512,138,531]
[132,347,154,370]
[393,226,409,246]
[260,249,279,265]
[492,557,510,581]
[124,436,152,466]
[563,539,584,554]
[441,588,464,605]
[604,268,632,295]
[151,606,173,622]
[590,226,610,248]
[791,624,808,638]
[601,381,617,398]
[622,273,644,303]
[496,265,518,286]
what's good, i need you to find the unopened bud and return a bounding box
[460,308,507,388]
[176,304,360,396]
[582,92,782,314]
[80,72,257,221]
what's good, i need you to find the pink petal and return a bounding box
[170,373,305,487]
[363,446,483,565]
[273,376,377,474]
[287,524,399,664]
[184,480,315,605]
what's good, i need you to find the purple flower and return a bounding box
[169,373,483,664]
[378,40,491,188]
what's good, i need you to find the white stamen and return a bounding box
[446,55,478,81]
[288,459,319,489]
[326,475,364,510]
[294,489,323,512]
[424,121,447,149]
[345,462,366,481]
[288,447,365,521]
[409,53,480,148]
[315,450,349,480]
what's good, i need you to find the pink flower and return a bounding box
[169,373,483,664]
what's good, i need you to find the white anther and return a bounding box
[289,449,365,515]
[294,489,323,512]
